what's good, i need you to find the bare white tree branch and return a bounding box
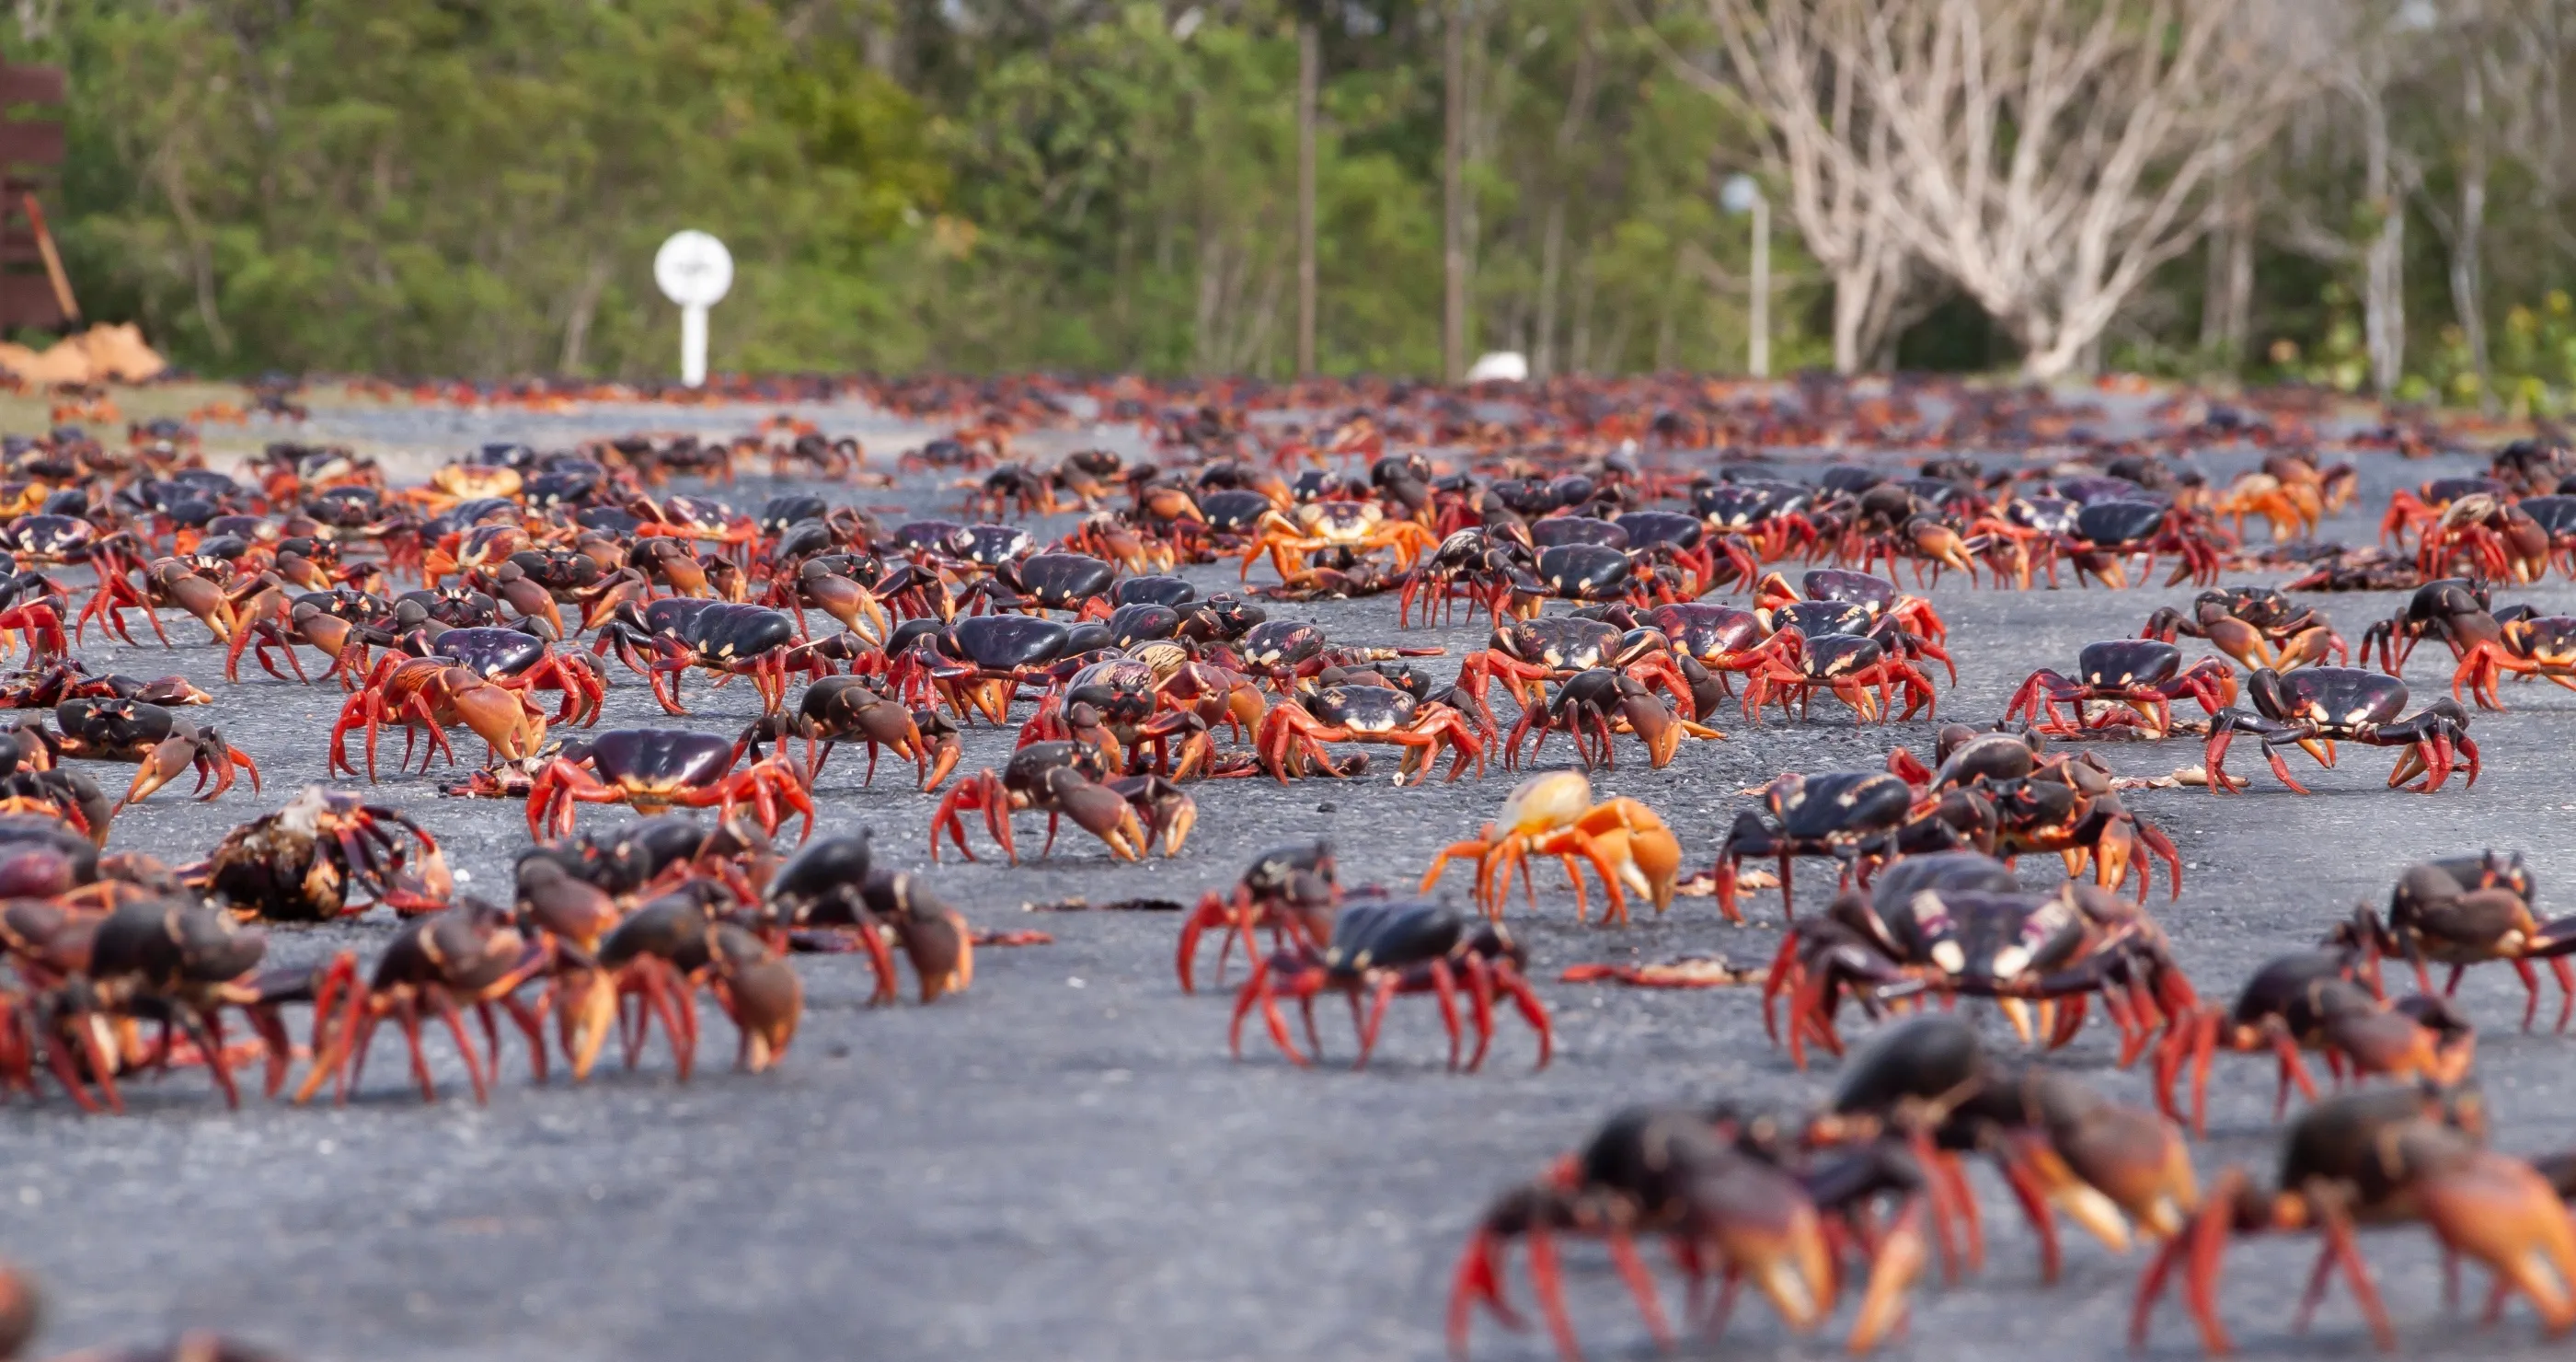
[1706,0,2313,378]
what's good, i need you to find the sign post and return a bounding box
[1720,175,1769,379]
[652,230,733,387]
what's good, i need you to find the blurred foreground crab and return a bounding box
[187,786,452,921]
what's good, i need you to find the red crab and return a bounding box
[2004,640,2236,737]
[328,654,551,781]
[526,729,814,843]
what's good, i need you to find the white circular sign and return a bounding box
[1719,174,1763,215]
[654,230,734,307]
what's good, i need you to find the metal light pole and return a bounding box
[1721,174,1769,379]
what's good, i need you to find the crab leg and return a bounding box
[1522,1226,1583,1362]
[1606,1231,1675,1350]
[2318,1197,2398,1349]
[40,1021,104,1114]
[1458,953,1499,1072]
[1495,967,1554,1069]
[429,989,489,1104]
[188,1008,242,1110]
[1995,1145,2066,1284]
[1226,962,1305,1066]
[394,996,438,1102]
[1354,974,1404,1069]
[1428,959,1462,1069]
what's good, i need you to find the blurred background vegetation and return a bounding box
[8,0,2576,410]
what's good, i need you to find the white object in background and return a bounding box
[1465,351,1529,383]
[1720,175,1770,379]
[653,230,734,387]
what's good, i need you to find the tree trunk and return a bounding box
[1570,254,1595,377]
[1831,263,1871,375]
[2222,194,2253,362]
[2364,214,2406,396]
[1534,202,1567,379]
[1832,209,1913,375]
[1442,0,1468,381]
[1857,241,1938,372]
[2452,56,2492,410]
[1195,227,1226,374]
[2198,167,2248,361]
[2024,330,2083,381]
[1653,271,1677,372]
[2358,88,2406,395]
[1711,0,2277,390]
[1533,13,1598,382]
[558,257,612,375]
[155,154,232,357]
[1295,16,1319,377]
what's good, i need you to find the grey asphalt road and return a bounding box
[4,398,2572,1362]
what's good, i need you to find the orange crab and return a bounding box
[2210,470,2323,543]
[1419,771,1682,926]
[1238,501,1438,587]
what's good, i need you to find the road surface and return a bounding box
[3,398,2569,1362]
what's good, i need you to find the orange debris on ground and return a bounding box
[0,322,167,386]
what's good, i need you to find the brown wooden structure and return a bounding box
[0,62,73,331]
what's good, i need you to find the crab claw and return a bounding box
[2004,1129,2134,1259]
[1048,768,1147,861]
[500,576,569,637]
[655,551,712,598]
[1846,1195,1929,1352]
[1706,1158,1834,1334]
[2055,1104,2199,1242]
[920,726,962,792]
[1112,775,1197,858]
[1618,824,1683,917]
[892,908,975,1003]
[1620,691,1686,768]
[2420,1149,2576,1336]
[402,840,457,908]
[450,676,547,762]
[116,734,203,810]
[573,570,648,632]
[720,956,803,1073]
[164,573,238,642]
[558,967,620,1082]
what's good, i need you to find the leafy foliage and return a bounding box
[49,0,943,376]
[24,0,1774,380]
[18,0,2576,397]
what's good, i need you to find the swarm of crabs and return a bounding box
[7,375,2576,1356]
